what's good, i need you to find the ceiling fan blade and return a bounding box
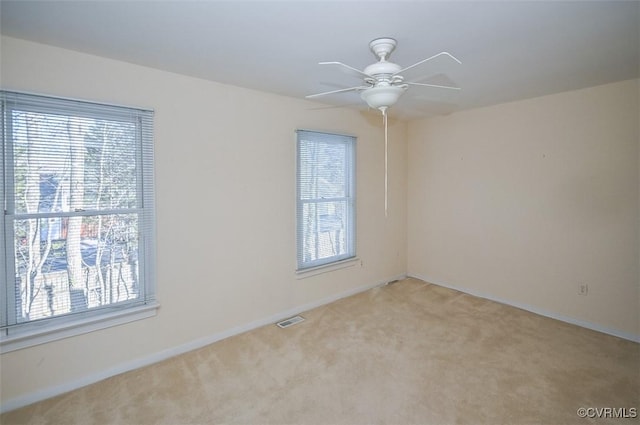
[406,82,461,90]
[319,61,370,78]
[308,102,362,111]
[394,52,461,76]
[305,86,369,99]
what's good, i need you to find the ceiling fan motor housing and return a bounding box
[363,61,402,77]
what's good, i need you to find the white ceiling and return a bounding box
[1,1,638,119]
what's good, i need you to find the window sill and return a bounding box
[0,302,160,354]
[296,257,361,279]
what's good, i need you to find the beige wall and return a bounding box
[408,79,639,338]
[0,36,408,405]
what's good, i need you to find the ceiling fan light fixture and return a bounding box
[360,85,406,111]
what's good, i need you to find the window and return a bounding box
[1,91,156,349]
[296,130,355,270]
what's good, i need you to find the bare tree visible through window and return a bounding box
[296,130,355,270]
[2,92,154,333]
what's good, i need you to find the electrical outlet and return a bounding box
[579,284,589,296]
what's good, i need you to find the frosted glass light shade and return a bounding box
[360,85,405,110]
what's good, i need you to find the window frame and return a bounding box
[0,91,158,352]
[296,129,356,271]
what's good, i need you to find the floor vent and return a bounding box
[276,315,305,329]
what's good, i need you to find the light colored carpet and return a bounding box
[2,278,638,424]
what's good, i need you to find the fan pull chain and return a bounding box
[383,107,388,217]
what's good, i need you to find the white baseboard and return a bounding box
[1,273,406,414]
[407,273,640,343]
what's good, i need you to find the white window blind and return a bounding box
[296,130,355,270]
[1,91,156,339]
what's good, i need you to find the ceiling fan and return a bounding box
[306,37,462,217]
[306,37,462,115]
